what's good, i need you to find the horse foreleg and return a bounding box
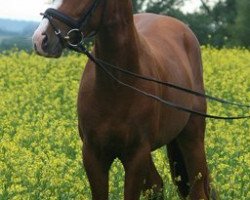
[83,145,112,200]
[122,143,152,200]
[142,157,164,200]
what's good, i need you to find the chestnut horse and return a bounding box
[33,0,214,199]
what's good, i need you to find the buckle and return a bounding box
[64,29,84,47]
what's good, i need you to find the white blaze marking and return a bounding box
[53,0,63,9]
[32,18,49,54]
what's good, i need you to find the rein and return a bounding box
[41,4,250,120]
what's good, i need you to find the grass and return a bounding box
[0,47,249,199]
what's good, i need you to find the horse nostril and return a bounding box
[41,33,49,51]
[34,43,37,51]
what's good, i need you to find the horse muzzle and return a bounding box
[32,19,63,58]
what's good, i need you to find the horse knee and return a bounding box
[145,165,163,188]
[82,146,111,200]
[142,158,164,200]
[122,144,155,200]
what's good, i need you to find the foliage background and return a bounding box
[0,48,249,199]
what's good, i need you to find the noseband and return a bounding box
[41,0,102,47]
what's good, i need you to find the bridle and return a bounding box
[40,1,250,120]
[41,0,102,48]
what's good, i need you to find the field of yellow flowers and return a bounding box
[0,48,249,199]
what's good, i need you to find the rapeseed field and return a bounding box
[0,48,249,199]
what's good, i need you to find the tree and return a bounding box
[131,0,144,13]
[131,0,185,14]
[209,0,237,47]
[232,0,250,47]
[144,0,184,14]
[183,0,238,47]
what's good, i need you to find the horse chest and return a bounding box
[78,95,156,150]
[81,115,150,157]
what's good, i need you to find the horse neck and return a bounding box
[94,0,140,86]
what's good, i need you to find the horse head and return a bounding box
[32,0,103,57]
